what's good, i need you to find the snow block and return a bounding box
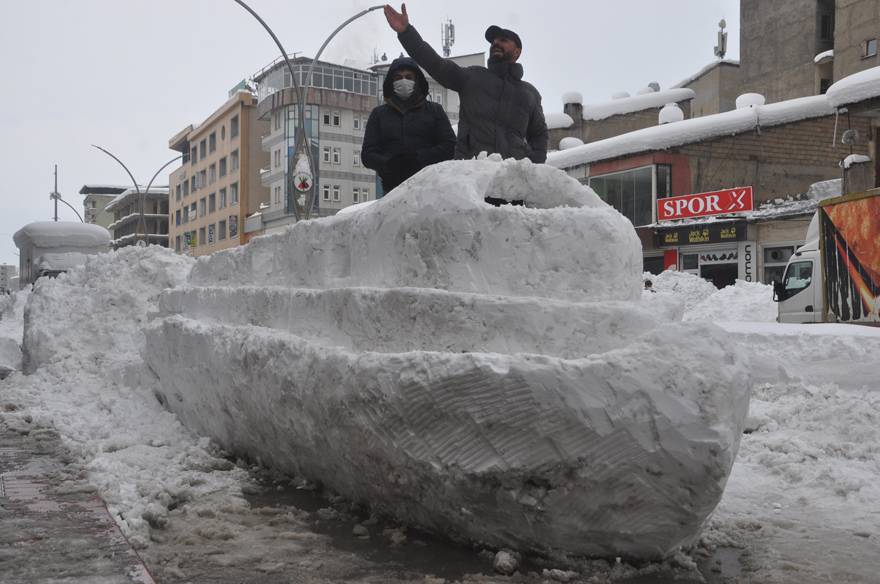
[144,158,750,561]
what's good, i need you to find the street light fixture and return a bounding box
[91,145,181,246]
[232,0,383,220]
[48,164,85,223]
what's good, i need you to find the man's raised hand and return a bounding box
[384,4,409,33]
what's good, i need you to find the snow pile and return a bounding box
[841,153,871,169]
[0,290,26,376]
[735,93,766,109]
[145,158,751,561]
[826,64,880,108]
[685,280,776,322]
[559,136,585,150]
[546,111,574,129]
[659,103,684,124]
[562,91,583,105]
[645,272,775,322]
[2,246,254,549]
[814,49,834,64]
[581,88,695,121]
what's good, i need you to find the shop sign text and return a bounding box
[658,187,754,221]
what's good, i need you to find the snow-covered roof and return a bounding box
[562,91,583,105]
[581,88,695,121]
[546,112,574,129]
[826,65,880,108]
[78,184,129,196]
[104,187,169,212]
[13,222,112,249]
[814,49,834,64]
[671,59,740,89]
[548,95,835,169]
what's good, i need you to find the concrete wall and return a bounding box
[685,63,742,117]
[833,0,880,81]
[740,0,826,102]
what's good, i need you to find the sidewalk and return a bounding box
[0,415,155,584]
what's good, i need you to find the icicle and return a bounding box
[832,109,840,147]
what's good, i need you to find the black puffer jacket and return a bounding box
[361,57,456,193]
[397,26,548,163]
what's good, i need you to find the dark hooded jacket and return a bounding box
[361,57,456,193]
[397,26,548,164]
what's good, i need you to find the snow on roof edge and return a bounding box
[826,64,880,108]
[671,59,740,90]
[582,88,696,121]
[547,94,835,170]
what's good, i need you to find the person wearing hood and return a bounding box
[362,57,456,194]
[383,4,548,164]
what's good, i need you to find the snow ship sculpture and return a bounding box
[144,157,750,561]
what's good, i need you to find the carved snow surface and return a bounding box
[144,158,750,561]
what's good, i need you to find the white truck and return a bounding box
[775,191,880,324]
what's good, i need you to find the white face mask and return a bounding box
[393,78,416,99]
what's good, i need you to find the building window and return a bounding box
[332,148,341,164]
[820,13,834,42]
[231,182,239,205]
[175,184,181,201]
[209,163,216,184]
[190,147,197,165]
[219,219,227,240]
[183,206,189,223]
[763,245,796,284]
[323,112,331,125]
[353,151,361,167]
[209,192,216,213]
[199,139,206,159]
[209,132,216,153]
[333,112,341,127]
[353,117,361,131]
[219,157,227,177]
[229,215,238,238]
[230,115,239,138]
[199,170,207,189]
[322,147,331,163]
[199,227,206,245]
[332,185,340,202]
[274,185,282,205]
[190,176,196,193]
[199,197,206,216]
[863,39,878,59]
[190,202,197,220]
[183,180,189,197]
[274,149,281,168]
[274,111,281,131]
[588,165,655,227]
[175,235,181,252]
[230,149,239,172]
[219,187,227,209]
[208,223,215,244]
[221,125,226,141]
[363,187,370,201]
[322,184,330,201]
[353,187,360,203]
[175,209,181,225]
[820,78,832,94]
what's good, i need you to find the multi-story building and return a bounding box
[105,187,169,249]
[246,57,380,234]
[168,90,269,255]
[0,264,16,294]
[78,185,126,229]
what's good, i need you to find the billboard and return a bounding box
[820,192,880,324]
[658,187,753,221]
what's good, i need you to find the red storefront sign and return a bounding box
[658,187,754,221]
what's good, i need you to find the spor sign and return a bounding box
[658,186,753,221]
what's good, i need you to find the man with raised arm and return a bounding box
[383,4,548,164]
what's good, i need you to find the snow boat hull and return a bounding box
[144,159,750,561]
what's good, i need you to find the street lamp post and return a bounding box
[91,145,181,246]
[233,1,383,220]
[49,164,84,223]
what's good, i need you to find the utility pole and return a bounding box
[52,165,59,221]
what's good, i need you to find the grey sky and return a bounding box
[0,0,739,267]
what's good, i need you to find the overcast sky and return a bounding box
[0,0,739,267]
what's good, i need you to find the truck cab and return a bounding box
[775,213,823,323]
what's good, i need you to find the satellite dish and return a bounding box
[841,129,859,145]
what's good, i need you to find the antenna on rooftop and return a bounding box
[442,18,455,58]
[714,19,728,59]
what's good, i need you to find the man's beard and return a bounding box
[488,47,507,64]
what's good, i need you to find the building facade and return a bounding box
[168,90,269,256]
[105,188,170,249]
[78,185,126,229]
[0,264,16,294]
[549,93,872,287]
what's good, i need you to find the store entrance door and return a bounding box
[700,263,738,289]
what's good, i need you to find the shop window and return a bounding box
[589,165,654,226]
[682,253,699,271]
[643,256,664,275]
